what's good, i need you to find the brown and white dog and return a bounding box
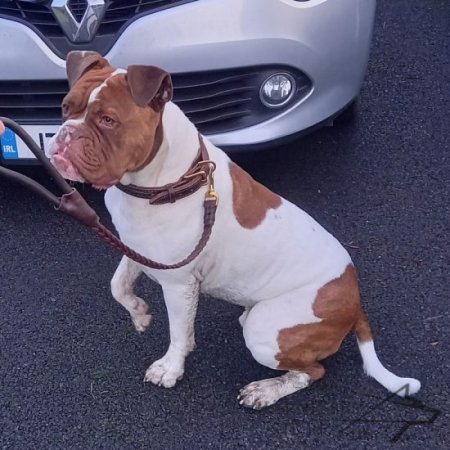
[47,51,420,409]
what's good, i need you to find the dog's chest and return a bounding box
[104,187,204,273]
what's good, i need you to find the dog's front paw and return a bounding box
[130,300,152,333]
[143,358,184,388]
[132,313,152,333]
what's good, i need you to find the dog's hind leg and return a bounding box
[239,293,329,409]
[111,256,152,333]
[144,278,199,388]
[239,266,361,409]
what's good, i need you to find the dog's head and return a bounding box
[48,51,173,189]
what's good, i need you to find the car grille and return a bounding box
[68,0,89,22]
[0,67,312,135]
[0,0,199,56]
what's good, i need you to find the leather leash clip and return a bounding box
[182,159,219,205]
[203,161,219,205]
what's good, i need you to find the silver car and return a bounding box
[0,0,376,163]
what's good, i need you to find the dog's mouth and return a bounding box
[50,142,119,190]
[51,152,85,183]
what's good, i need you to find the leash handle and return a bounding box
[0,117,73,195]
[0,117,99,224]
[0,164,61,208]
[0,118,58,207]
[0,117,217,270]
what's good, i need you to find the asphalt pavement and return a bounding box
[1,1,449,448]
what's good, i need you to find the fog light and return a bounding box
[260,73,296,108]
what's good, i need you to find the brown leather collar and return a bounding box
[116,134,215,205]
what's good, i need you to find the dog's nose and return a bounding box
[59,125,87,144]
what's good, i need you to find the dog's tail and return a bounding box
[354,309,421,396]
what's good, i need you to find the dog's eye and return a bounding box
[100,115,115,127]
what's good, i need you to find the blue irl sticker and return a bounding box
[1,128,19,159]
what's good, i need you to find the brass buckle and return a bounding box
[205,170,219,205]
[183,160,217,185]
[184,159,219,205]
[205,189,219,205]
[198,160,217,172]
[183,170,208,182]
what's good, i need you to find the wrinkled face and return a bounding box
[48,51,173,189]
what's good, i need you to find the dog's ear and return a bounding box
[66,51,109,87]
[126,65,173,112]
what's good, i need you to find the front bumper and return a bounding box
[0,0,376,150]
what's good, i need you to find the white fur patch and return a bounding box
[88,68,127,104]
[358,340,421,396]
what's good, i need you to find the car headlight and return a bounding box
[260,73,296,108]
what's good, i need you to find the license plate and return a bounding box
[1,124,60,161]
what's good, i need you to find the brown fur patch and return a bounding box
[276,264,370,377]
[92,74,163,171]
[133,117,164,172]
[60,72,163,186]
[229,162,282,229]
[62,65,116,120]
[353,309,373,343]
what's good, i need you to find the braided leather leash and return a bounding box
[90,198,216,270]
[0,117,218,270]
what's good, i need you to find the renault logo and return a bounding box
[51,0,106,43]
